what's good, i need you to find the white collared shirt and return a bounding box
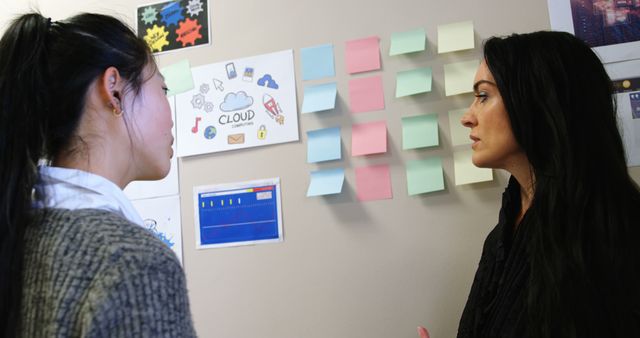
[34,166,144,226]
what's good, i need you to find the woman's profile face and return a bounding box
[125,65,174,181]
[460,61,524,170]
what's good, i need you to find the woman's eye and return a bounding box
[162,86,169,95]
[474,92,488,103]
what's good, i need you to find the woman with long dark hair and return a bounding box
[457,31,640,337]
[0,12,195,336]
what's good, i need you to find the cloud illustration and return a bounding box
[257,74,279,89]
[220,91,254,112]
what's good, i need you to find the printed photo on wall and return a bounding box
[548,0,640,63]
[137,0,210,54]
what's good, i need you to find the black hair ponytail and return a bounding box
[0,13,52,335]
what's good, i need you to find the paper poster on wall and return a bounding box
[194,178,283,249]
[547,0,640,63]
[125,97,179,200]
[613,77,640,167]
[175,50,298,157]
[137,0,210,54]
[131,195,184,264]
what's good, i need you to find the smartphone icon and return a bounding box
[225,62,237,79]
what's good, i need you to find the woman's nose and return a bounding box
[460,109,475,128]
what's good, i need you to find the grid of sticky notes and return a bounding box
[301,20,493,200]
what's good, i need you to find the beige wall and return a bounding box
[2,0,639,337]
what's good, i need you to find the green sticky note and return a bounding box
[406,157,445,195]
[160,60,194,97]
[396,67,432,97]
[390,28,426,55]
[402,114,439,149]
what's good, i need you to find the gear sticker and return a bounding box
[186,0,204,17]
[204,102,214,113]
[191,93,205,109]
[160,1,184,27]
[141,7,158,25]
[175,18,203,47]
[144,25,170,53]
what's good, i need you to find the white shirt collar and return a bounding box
[35,166,144,226]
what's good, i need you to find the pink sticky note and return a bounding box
[348,75,385,113]
[345,36,381,74]
[355,164,393,202]
[352,121,387,156]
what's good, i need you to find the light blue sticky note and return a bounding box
[406,157,445,195]
[300,44,335,81]
[396,67,432,97]
[307,168,345,197]
[302,82,337,113]
[307,127,341,163]
[160,59,194,97]
[402,113,439,149]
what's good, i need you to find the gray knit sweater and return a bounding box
[20,208,196,337]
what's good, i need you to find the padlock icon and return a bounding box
[257,125,267,140]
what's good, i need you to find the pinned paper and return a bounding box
[302,82,337,113]
[390,28,426,55]
[307,168,345,197]
[348,75,385,113]
[437,20,474,54]
[301,44,335,80]
[345,36,381,74]
[453,149,493,185]
[352,121,387,156]
[355,164,393,201]
[402,114,439,149]
[449,108,472,146]
[444,60,479,96]
[396,67,432,97]
[406,157,445,195]
[307,127,341,163]
[160,60,194,97]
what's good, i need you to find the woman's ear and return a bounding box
[100,66,124,114]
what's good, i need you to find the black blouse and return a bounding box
[457,177,531,338]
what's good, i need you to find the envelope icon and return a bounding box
[228,133,245,144]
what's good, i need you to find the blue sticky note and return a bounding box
[307,168,345,197]
[302,82,337,113]
[300,44,335,81]
[307,127,341,163]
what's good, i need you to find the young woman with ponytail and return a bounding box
[0,13,195,336]
[457,31,640,337]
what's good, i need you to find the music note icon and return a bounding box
[191,117,202,133]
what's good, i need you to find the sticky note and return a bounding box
[406,157,445,195]
[348,75,385,113]
[352,121,387,156]
[402,114,439,149]
[160,60,194,97]
[307,127,341,163]
[449,108,472,146]
[396,67,432,97]
[307,168,345,197]
[301,44,335,80]
[444,60,479,96]
[345,36,381,74]
[453,149,493,185]
[302,82,337,113]
[437,20,474,54]
[355,164,393,201]
[390,28,426,55]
